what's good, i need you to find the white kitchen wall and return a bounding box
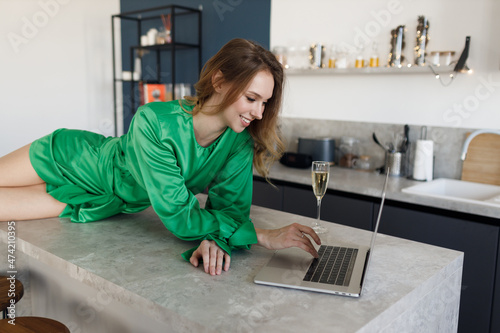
[0,0,119,156]
[271,0,500,129]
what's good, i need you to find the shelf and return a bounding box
[285,65,454,76]
[113,4,200,20]
[131,42,200,51]
[112,4,202,136]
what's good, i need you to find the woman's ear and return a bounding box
[212,70,225,93]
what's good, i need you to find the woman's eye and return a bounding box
[246,97,256,102]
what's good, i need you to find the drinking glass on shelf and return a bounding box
[311,161,330,234]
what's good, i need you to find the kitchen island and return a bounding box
[0,195,463,332]
[254,164,499,332]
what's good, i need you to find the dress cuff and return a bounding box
[181,220,257,261]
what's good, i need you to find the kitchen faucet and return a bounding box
[461,129,500,160]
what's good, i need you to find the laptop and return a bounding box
[254,171,390,297]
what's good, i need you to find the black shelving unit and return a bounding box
[111,5,202,136]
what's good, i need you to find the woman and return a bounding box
[0,38,320,275]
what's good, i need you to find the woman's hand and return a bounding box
[189,240,230,275]
[255,223,321,258]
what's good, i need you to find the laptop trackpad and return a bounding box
[267,247,313,271]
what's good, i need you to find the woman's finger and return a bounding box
[189,253,199,267]
[223,253,231,272]
[297,225,321,245]
[302,237,319,257]
[201,241,211,274]
[292,233,318,258]
[216,249,225,275]
[209,242,218,275]
[290,225,319,257]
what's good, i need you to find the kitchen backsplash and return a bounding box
[280,117,476,180]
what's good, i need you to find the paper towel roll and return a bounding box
[413,140,434,181]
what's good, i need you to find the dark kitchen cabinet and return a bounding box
[321,192,374,230]
[493,242,500,332]
[282,185,316,218]
[252,178,283,211]
[376,202,499,333]
[253,177,374,230]
[282,185,374,231]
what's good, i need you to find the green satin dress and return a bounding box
[29,100,258,259]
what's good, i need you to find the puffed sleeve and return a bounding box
[125,106,257,259]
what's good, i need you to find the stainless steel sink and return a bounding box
[402,178,500,207]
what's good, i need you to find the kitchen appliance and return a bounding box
[298,137,336,164]
[280,152,312,169]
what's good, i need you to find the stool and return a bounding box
[0,276,70,332]
[0,275,24,319]
[0,316,70,332]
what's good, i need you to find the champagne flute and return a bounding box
[311,161,330,234]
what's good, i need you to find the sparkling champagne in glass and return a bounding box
[311,161,330,234]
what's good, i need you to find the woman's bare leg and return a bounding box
[0,143,44,187]
[0,184,66,221]
[0,144,66,221]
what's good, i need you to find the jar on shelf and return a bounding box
[355,55,365,68]
[272,46,288,68]
[328,45,336,68]
[336,51,348,69]
[156,28,171,44]
[147,28,158,45]
[352,155,373,171]
[354,45,365,68]
[297,46,310,69]
[339,136,360,168]
[369,41,380,67]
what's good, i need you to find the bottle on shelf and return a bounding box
[328,45,336,68]
[272,46,288,68]
[354,45,365,68]
[369,41,380,68]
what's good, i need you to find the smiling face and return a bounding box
[218,70,275,134]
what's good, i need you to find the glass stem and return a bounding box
[316,197,322,222]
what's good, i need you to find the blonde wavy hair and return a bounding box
[185,38,285,179]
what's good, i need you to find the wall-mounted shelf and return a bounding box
[285,65,454,76]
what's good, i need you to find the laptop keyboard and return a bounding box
[303,245,358,286]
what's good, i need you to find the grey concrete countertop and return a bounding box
[0,196,463,332]
[259,164,500,220]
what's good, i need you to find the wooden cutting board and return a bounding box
[461,133,500,186]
